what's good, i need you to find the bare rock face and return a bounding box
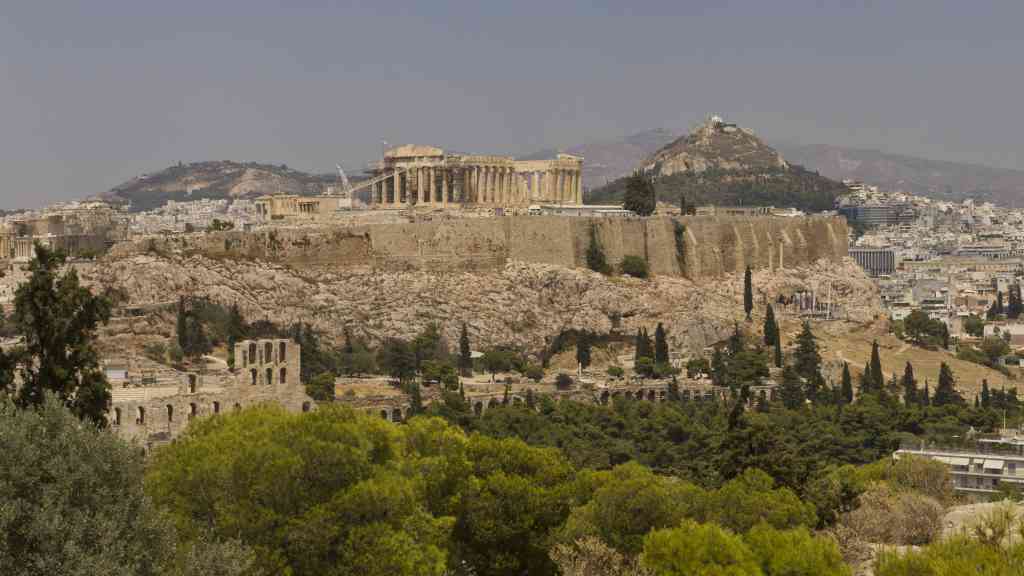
[644,117,788,177]
[82,249,880,357]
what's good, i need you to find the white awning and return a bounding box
[947,457,970,466]
[983,459,1005,470]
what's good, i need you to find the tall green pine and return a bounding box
[933,362,962,406]
[458,322,472,376]
[773,329,783,369]
[869,340,884,392]
[840,362,854,405]
[763,304,777,346]
[792,321,821,381]
[778,365,805,409]
[654,323,669,365]
[901,362,917,406]
[981,379,991,408]
[576,331,592,369]
[743,266,753,320]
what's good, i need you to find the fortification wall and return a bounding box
[107,215,847,278]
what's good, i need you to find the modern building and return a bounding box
[896,433,1024,494]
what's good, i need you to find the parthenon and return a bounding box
[366,145,583,208]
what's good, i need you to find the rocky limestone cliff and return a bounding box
[81,252,881,357]
[644,117,788,177]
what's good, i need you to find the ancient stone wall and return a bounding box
[108,215,847,278]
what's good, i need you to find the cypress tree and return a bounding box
[654,323,669,365]
[642,328,654,360]
[773,330,783,369]
[743,266,753,320]
[176,296,189,352]
[901,362,917,406]
[921,381,930,406]
[869,340,883,392]
[857,361,873,395]
[634,328,644,365]
[981,379,991,408]
[458,322,472,376]
[779,365,805,409]
[727,323,744,355]
[409,382,424,415]
[840,362,854,404]
[763,304,777,346]
[711,348,726,386]
[793,321,821,381]
[933,362,962,406]
[576,331,592,369]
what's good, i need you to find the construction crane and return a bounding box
[335,164,353,197]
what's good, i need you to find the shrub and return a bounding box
[525,364,545,382]
[620,256,649,279]
[841,484,944,546]
[606,366,624,379]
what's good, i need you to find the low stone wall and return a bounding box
[108,215,848,278]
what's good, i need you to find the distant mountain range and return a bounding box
[771,142,1024,206]
[523,129,678,189]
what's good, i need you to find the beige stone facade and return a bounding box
[367,144,583,209]
[109,338,312,449]
[254,194,349,221]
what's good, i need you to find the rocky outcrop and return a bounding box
[82,251,880,356]
[644,117,788,177]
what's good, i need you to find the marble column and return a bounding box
[427,167,435,204]
[482,167,489,204]
[530,172,539,202]
[417,168,425,204]
[442,169,449,208]
[392,170,401,206]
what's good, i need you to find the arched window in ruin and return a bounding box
[213,401,220,414]
[265,367,273,385]
[380,410,389,420]
[647,389,656,401]
[600,391,610,405]
[249,342,257,364]
[136,407,145,425]
[473,402,483,415]
[113,407,122,426]
[188,374,197,394]
[250,369,257,386]
[166,404,174,422]
[264,342,273,363]
[279,342,287,362]
[302,401,311,413]
[391,408,402,422]
[188,403,197,420]
[279,367,287,385]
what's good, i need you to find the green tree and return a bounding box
[963,314,985,338]
[586,225,611,274]
[763,304,777,346]
[622,170,656,216]
[778,365,806,409]
[148,406,455,576]
[1,396,254,575]
[619,255,649,278]
[744,524,850,576]
[409,382,424,416]
[792,321,821,382]
[654,323,669,365]
[305,372,336,402]
[378,338,417,384]
[932,362,963,406]
[640,521,761,576]
[701,468,817,533]
[558,462,705,556]
[869,340,884,392]
[773,330,783,369]
[900,362,917,406]
[744,266,754,320]
[840,362,853,405]
[981,379,991,408]
[9,244,112,425]
[458,322,473,376]
[482,348,514,381]
[577,331,592,369]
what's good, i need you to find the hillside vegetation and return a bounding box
[105,161,334,212]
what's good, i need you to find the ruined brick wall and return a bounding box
[107,215,847,278]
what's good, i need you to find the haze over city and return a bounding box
[4,0,1024,208]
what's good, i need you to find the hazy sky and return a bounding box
[3,1,1024,208]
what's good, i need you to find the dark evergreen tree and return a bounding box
[778,365,805,409]
[922,381,931,406]
[981,378,991,408]
[576,331,592,369]
[727,323,744,355]
[227,302,246,341]
[773,330,783,369]
[1009,285,1023,319]
[525,388,535,409]
[932,362,963,406]
[622,170,657,216]
[409,382,424,416]
[939,322,950,349]
[654,323,669,365]
[8,244,112,425]
[634,328,644,366]
[901,361,917,406]
[458,322,472,376]
[763,304,777,346]
[869,340,883,392]
[792,321,821,381]
[710,348,726,387]
[805,372,824,404]
[743,266,753,321]
[585,224,610,274]
[857,361,874,396]
[840,362,854,405]
[176,296,188,352]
